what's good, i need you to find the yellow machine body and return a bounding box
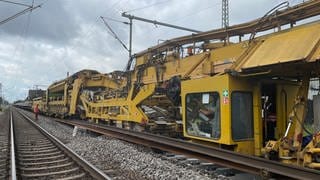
[181,74,255,155]
[179,21,320,165]
[30,1,320,169]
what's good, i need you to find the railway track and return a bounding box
[0,111,10,179]
[15,107,320,179]
[16,110,320,180]
[10,108,111,180]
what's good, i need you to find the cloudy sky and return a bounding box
[0,0,307,102]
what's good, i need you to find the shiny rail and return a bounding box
[10,111,17,180]
[12,108,111,180]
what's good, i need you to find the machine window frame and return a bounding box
[231,91,254,141]
[185,91,221,140]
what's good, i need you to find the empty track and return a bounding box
[11,108,110,180]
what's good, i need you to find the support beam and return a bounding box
[121,12,201,33]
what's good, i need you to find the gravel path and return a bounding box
[21,110,223,180]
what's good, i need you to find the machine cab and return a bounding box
[181,73,302,156]
[181,74,255,155]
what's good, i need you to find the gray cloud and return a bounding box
[0,0,309,102]
[0,0,79,44]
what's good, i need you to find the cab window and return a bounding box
[186,92,220,139]
[231,91,253,140]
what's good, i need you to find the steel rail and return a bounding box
[46,118,320,179]
[14,109,111,180]
[10,111,17,180]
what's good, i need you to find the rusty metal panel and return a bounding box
[242,22,320,69]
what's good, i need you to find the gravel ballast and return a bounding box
[21,110,223,180]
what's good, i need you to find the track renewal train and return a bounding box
[17,0,320,170]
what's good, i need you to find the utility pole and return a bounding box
[222,0,229,28]
[222,0,229,44]
[128,17,133,70]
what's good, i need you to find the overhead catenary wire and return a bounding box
[169,2,221,23]
[7,0,36,65]
[102,16,129,24]
[103,0,129,19]
[45,0,127,82]
[100,16,129,52]
[0,5,41,26]
[1,0,50,102]
[0,0,31,7]
[105,0,124,14]
[18,0,34,53]
[109,0,124,9]
[10,0,36,62]
[124,0,174,13]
